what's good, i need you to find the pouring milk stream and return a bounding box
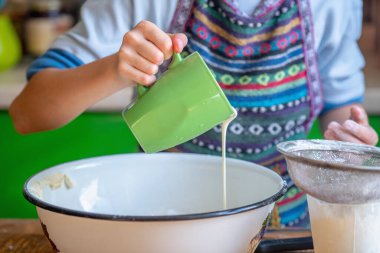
[221,110,237,209]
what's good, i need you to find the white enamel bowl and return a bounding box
[24,153,286,253]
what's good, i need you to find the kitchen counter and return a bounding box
[0,219,313,252]
[0,61,379,114]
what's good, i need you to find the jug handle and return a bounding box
[137,53,183,98]
[168,53,182,69]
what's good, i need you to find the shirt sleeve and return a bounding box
[311,0,365,114]
[26,49,84,80]
[27,0,177,80]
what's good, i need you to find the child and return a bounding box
[10,0,378,227]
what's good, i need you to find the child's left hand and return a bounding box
[324,105,378,146]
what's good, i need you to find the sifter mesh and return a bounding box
[277,140,380,204]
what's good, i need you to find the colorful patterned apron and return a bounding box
[167,0,323,228]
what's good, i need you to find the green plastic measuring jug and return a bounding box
[122,52,235,153]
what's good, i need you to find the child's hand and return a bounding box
[324,105,378,146]
[116,20,188,86]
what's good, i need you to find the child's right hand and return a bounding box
[10,21,187,134]
[116,20,188,86]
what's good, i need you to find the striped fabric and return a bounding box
[171,0,323,228]
[27,49,84,80]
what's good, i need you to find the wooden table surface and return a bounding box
[0,219,313,253]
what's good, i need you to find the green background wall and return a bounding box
[1,110,379,218]
[0,111,138,218]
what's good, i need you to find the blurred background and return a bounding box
[0,0,138,218]
[0,0,379,218]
